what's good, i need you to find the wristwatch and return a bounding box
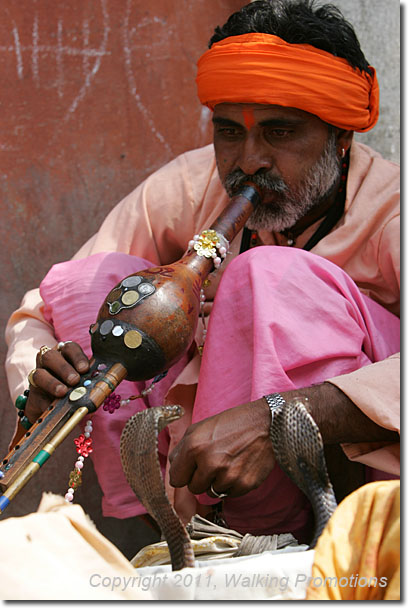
[264,393,286,422]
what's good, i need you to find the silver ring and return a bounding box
[57,340,72,352]
[210,483,228,499]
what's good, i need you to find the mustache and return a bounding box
[223,168,289,197]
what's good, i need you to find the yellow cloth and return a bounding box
[306,480,400,600]
[131,535,241,568]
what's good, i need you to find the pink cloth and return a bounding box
[193,247,399,540]
[39,246,399,538]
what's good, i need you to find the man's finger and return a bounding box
[36,347,89,386]
[55,342,89,373]
[185,467,215,495]
[24,389,56,423]
[28,367,70,397]
[168,443,198,489]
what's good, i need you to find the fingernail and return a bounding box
[56,384,68,395]
[78,360,89,371]
[67,373,80,384]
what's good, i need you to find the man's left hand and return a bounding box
[168,398,274,498]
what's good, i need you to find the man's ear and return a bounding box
[335,129,354,157]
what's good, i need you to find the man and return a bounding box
[5,1,399,545]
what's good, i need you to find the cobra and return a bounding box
[120,405,195,571]
[119,398,337,570]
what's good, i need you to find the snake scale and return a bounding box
[120,398,337,570]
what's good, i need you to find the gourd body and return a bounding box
[91,254,212,381]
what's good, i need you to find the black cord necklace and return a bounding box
[240,154,349,254]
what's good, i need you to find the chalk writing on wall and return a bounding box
[0,0,186,154]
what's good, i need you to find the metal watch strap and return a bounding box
[264,393,286,422]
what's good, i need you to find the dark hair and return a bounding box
[209,0,371,74]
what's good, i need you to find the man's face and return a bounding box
[213,103,341,232]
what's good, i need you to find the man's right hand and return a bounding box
[25,342,90,423]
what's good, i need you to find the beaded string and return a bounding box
[65,419,93,503]
[102,371,169,413]
[198,286,208,355]
[14,389,32,430]
[186,227,232,354]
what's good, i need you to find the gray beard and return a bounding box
[222,132,342,233]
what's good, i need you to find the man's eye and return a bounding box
[266,128,290,138]
[215,127,242,138]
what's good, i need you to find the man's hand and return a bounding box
[169,398,275,498]
[25,342,90,424]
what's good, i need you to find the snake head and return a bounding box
[157,404,184,433]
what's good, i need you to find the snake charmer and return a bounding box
[5,0,399,550]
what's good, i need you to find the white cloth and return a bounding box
[0,494,314,601]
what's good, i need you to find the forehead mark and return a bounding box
[242,109,255,130]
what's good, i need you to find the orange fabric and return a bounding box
[196,33,379,132]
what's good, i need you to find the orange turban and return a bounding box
[196,33,379,132]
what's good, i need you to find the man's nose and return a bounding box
[237,136,273,175]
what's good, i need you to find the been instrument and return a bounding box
[0,183,261,513]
